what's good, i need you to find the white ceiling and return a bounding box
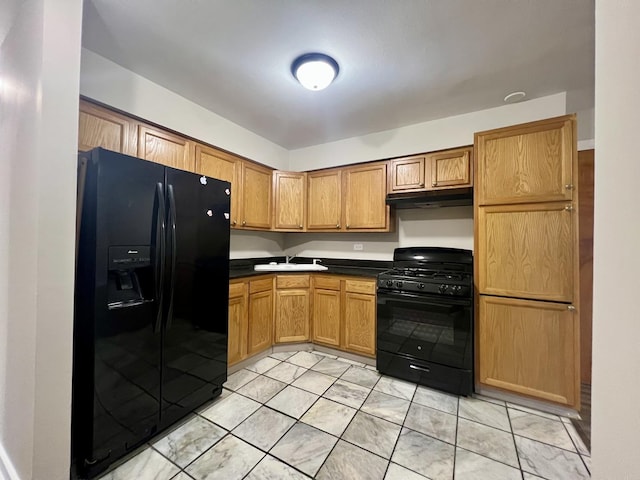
[82,0,594,150]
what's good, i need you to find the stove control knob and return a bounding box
[396,281,404,288]
[386,280,393,287]
[418,283,425,289]
[438,284,448,294]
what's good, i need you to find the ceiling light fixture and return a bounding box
[291,53,339,91]
[504,91,526,103]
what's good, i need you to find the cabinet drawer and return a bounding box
[229,282,246,298]
[276,274,310,289]
[345,279,376,295]
[249,277,273,293]
[313,276,341,291]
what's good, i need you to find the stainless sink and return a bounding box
[254,262,328,272]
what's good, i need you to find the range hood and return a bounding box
[386,187,473,209]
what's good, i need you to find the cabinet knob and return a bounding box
[232,220,237,226]
[564,205,573,211]
[242,220,247,226]
[298,224,303,229]
[565,184,574,190]
[419,182,425,187]
[432,182,437,187]
[336,223,340,229]
[346,224,350,229]
[568,305,576,311]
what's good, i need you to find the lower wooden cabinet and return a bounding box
[247,277,274,355]
[312,276,342,347]
[478,295,579,408]
[343,280,376,356]
[228,281,248,365]
[274,275,310,343]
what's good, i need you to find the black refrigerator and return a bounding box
[72,148,230,479]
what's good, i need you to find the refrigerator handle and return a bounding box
[154,182,166,333]
[167,184,177,330]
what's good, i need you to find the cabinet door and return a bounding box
[311,288,341,347]
[389,156,426,192]
[307,170,342,230]
[228,282,248,366]
[78,100,136,155]
[343,292,376,356]
[247,289,273,355]
[477,203,574,302]
[475,116,574,205]
[478,295,578,408]
[344,163,388,231]
[275,290,310,343]
[273,171,306,231]
[137,125,194,171]
[195,144,241,227]
[241,162,272,229]
[429,147,472,189]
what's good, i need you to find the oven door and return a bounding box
[377,290,473,370]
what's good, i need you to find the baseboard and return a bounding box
[0,442,21,480]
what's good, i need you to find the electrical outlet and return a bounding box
[353,243,364,251]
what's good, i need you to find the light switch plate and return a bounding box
[353,243,364,251]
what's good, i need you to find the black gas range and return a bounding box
[376,247,474,396]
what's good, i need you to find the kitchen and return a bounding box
[0,1,637,480]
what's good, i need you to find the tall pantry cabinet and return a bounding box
[474,115,580,409]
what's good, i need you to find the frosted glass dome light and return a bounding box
[292,53,339,91]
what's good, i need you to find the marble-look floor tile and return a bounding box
[335,357,366,367]
[323,379,371,409]
[516,436,590,480]
[310,357,351,377]
[581,454,592,474]
[364,364,378,371]
[412,385,458,415]
[245,455,309,480]
[300,397,357,436]
[237,375,287,403]
[266,385,319,419]
[340,365,380,388]
[287,351,323,368]
[360,390,410,425]
[404,402,457,444]
[391,427,455,480]
[246,357,281,374]
[224,369,259,391]
[291,370,336,395]
[170,473,194,480]
[454,448,522,480]
[456,418,519,468]
[100,447,180,480]
[263,362,307,384]
[269,351,296,361]
[312,350,338,359]
[522,473,546,480]
[458,396,511,431]
[564,421,590,456]
[232,406,295,451]
[509,409,575,451]
[342,411,401,459]
[186,434,264,480]
[507,402,561,421]
[384,463,429,480]
[153,415,225,467]
[374,376,416,401]
[270,423,338,477]
[200,390,261,430]
[316,440,388,480]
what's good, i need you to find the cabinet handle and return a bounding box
[232,220,237,226]
[336,223,340,229]
[564,205,573,211]
[432,182,437,187]
[568,305,576,311]
[565,184,574,190]
[419,182,425,187]
[409,364,431,373]
[346,224,350,229]
[242,220,247,226]
[298,224,303,229]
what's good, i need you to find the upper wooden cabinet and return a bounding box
[195,144,242,227]
[241,162,272,230]
[389,147,472,193]
[273,171,306,231]
[475,117,574,205]
[344,162,389,231]
[78,100,136,155]
[137,124,195,171]
[307,169,342,230]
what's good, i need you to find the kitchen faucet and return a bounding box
[285,253,297,263]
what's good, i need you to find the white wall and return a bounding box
[80,49,290,171]
[0,0,82,479]
[288,93,567,170]
[229,231,286,259]
[591,2,640,478]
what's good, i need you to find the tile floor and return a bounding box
[99,350,591,480]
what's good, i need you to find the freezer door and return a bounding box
[162,168,230,427]
[73,149,165,478]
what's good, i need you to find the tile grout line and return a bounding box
[505,400,526,480]
[560,419,591,475]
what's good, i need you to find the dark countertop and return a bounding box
[229,257,392,279]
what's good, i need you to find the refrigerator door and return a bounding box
[161,167,230,427]
[73,149,165,478]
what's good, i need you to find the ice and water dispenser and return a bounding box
[107,246,153,310]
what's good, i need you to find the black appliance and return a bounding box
[376,247,473,396]
[72,148,231,479]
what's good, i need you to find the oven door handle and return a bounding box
[409,364,431,373]
[376,289,471,308]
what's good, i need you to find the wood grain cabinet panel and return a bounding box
[78,100,136,155]
[478,295,578,407]
[195,144,241,227]
[275,289,310,343]
[311,288,341,347]
[343,292,376,356]
[273,171,306,231]
[247,289,273,355]
[228,282,248,366]
[344,162,388,231]
[475,117,574,205]
[389,156,426,192]
[478,203,574,302]
[307,170,342,230]
[429,147,472,189]
[137,125,194,171]
[241,162,272,229]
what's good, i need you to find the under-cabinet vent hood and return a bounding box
[386,188,473,209]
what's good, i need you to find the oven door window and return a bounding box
[377,292,472,369]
